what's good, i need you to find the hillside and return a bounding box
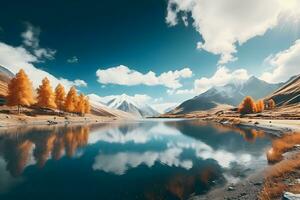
[0,65,14,98]
[89,98,136,119]
[170,76,283,114]
[266,75,300,106]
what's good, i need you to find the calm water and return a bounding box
[0,119,272,200]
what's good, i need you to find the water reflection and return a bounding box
[0,120,272,200]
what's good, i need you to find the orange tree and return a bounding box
[6,69,35,114]
[238,96,257,114]
[36,77,56,109]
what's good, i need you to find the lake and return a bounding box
[0,119,272,200]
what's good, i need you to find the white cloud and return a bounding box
[90,93,152,105]
[92,147,193,175]
[260,39,300,83]
[0,42,87,89]
[175,66,249,95]
[21,23,56,60]
[67,56,79,63]
[96,65,192,89]
[88,122,180,145]
[166,0,300,64]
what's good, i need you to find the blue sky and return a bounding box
[0,0,300,112]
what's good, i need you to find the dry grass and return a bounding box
[259,152,300,199]
[266,132,300,163]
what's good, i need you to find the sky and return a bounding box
[0,0,300,112]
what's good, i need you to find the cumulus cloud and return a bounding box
[166,0,300,64]
[96,65,192,89]
[174,66,249,95]
[260,39,300,83]
[21,23,56,60]
[88,123,180,144]
[67,56,79,63]
[92,147,193,175]
[89,93,152,105]
[0,24,87,89]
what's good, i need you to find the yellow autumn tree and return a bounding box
[6,69,35,114]
[84,97,90,114]
[256,100,265,113]
[268,99,276,110]
[64,86,78,113]
[238,96,257,114]
[36,77,56,109]
[76,94,86,115]
[54,84,66,111]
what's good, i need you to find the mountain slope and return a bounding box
[107,94,159,118]
[0,65,14,98]
[87,94,136,119]
[265,74,300,106]
[170,76,283,114]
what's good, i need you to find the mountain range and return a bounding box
[170,76,284,114]
[106,94,160,118]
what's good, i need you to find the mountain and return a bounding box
[265,74,300,106]
[0,65,14,98]
[170,76,283,114]
[87,94,136,119]
[106,94,160,118]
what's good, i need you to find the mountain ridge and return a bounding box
[169,76,284,114]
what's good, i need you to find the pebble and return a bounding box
[227,186,235,191]
[253,181,262,186]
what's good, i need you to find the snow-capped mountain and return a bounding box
[86,94,136,119]
[170,76,284,114]
[106,94,160,118]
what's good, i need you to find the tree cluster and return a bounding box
[6,69,90,115]
[238,96,275,114]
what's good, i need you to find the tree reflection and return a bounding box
[0,125,90,176]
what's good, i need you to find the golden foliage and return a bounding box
[267,99,276,110]
[64,86,78,112]
[238,96,257,114]
[54,83,66,111]
[36,77,56,109]
[84,97,90,114]
[6,69,35,112]
[76,93,86,115]
[256,100,265,113]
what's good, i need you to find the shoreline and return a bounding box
[0,113,132,130]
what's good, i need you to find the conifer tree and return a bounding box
[64,86,78,113]
[76,94,86,115]
[55,84,66,111]
[238,96,257,114]
[6,69,35,114]
[268,99,276,110]
[36,77,56,109]
[84,97,90,114]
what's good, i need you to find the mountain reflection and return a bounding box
[0,120,272,200]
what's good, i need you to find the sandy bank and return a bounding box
[0,113,126,128]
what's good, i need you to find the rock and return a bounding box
[239,192,247,197]
[227,186,235,191]
[254,121,259,125]
[283,192,300,200]
[253,181,262,186]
